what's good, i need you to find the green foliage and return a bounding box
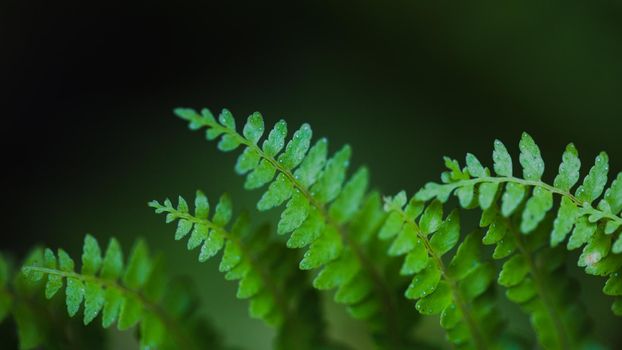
[0,250,111,350]
[382,194,507,349]
[16,234,227,350]
[150,191,341,349]
[9,107,622,350]
[486,211,590,349]
[415,132,622,349]
[174,107,419,349]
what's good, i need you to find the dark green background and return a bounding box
[3,1,622,348]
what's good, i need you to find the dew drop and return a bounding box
[585,252,602,266]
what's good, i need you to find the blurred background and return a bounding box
[3,0,622,348]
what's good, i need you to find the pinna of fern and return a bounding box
[415,132,622,318]
[482,205,593,350]
[1,251,106,350]
[172,107,418,348]
[150,191,354,350]
[381,193,511,349]
[18,234,228,350]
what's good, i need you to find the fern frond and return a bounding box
[382,193,507,349]
[480,207,591,349]
[415,132,622,317]
[1,250,110,350]
[150,192,294,326]
[150,191,346,349]
[19,234,227,350]
[173,108,412,347]
[1,251,48,350]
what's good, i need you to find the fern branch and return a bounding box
[2,249,105,350]
[478,201,593,349]
[149,193,291,324]
[416,133,622,317]
[24,266,194,348]
[174,108,408,347]
[150,192,347,349]
[382,195,500,349]
[505,218,570,348]
[19,235,226,350]
[417,230,487,349]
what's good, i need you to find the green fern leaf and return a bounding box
[429,210,460,255]
[101,238,123,279]
[300,227,342,270]
[19,234,224,350]
[551,197,579,247]
[329,167,369,224]
[295,138,328,188]
[466,153,486,178]
[553,143,581,192]
[613,235,622,254]
[382,193,506,349]
[575,152,609,204]
[312,145,351,203]
[152,189,346,349]
[501,183,527,217]
[521,187,553,234]
[519,132,545,181]
[493,139,513,176]
[151,191,327,338]
[278,123,312,170]
[498,255,529,287]
[173,107,417,348]
[278,192,309,235]
[603,173,622,215]
[243,112,265,144]
[262,119,287,157]
[413,132,620,348]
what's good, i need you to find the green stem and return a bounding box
[442,176,622,225]
[21,266,196,350]
[398,211,488,350]
[209,121,404,347]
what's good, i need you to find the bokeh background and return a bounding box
[3,1,622,349]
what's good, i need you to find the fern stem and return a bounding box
[443,176,622,225]
[507,222,570,349]
[170,212,292,321]
[215,125,405,347]
[21,266,197,350]
[399,212,489,350]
